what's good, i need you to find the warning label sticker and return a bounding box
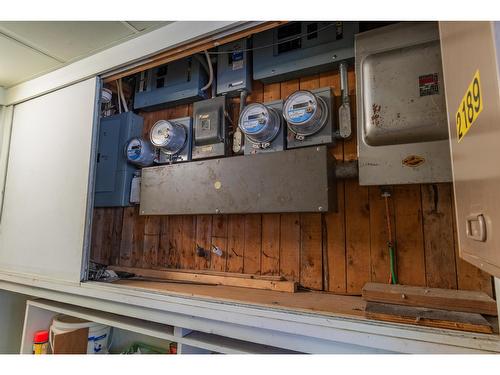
[419,73,440,97]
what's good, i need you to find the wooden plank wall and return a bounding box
[91,68,494,297]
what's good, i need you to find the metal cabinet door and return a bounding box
[440,22,500,277]
[0,78,99,283]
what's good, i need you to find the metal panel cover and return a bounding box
[356,22,452,185]
[140,146,335,215]
[440,21,500,277]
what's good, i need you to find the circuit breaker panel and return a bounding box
[253,22,357,83]
[134,57,208,111]
[94,112,143,207]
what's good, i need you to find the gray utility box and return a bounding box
[94,112,143,207]
[140,146,335,215]
[253,22,357,83]
[217,38,252,96]
[356,22,452,185]
[192,96,228,160]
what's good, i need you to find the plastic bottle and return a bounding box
[33,330,49,354]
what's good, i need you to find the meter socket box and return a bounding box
[238,100,286,155]
[285,87,334,149]
[151,117,193,164]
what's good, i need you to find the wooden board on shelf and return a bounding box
[112,278,366,319]
[362,282,498,316]
[365,302,493,334]
[109,266,298,293]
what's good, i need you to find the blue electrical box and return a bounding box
[134,56,208,111]
[94,112,144,207]
[253,22,358,83]
[216,38,252,96]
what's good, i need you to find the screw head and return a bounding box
[215,208,220,214]
[318,206,324,211]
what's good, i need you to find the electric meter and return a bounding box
[125,136,156,167]
[283,90,328,139]
[238,103,282,148]
[150,120,187,155]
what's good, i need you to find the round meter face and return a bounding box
[283,91,318,125]
[151,120,174,147]
[125,137,156,167]
[239,103,270,135]
[126,137,143,162]
[150,120,186,154]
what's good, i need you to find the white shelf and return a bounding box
[21,298,301,354]
[181,331,297,354]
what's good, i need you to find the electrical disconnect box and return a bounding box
[217,38,252,96]
[150,117,193,163]
[94,112,144,207]
[238,100,285,154]
[192,96,228,160]
[253,22,357,83]
[284,87,334,149]
[134,57,208,111]
[356,22,452,185]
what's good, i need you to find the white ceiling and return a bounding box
[0,21,169,88]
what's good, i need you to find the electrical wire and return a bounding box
[118,78,129,112]
[201,50,214,92]
[116,80,122,114]
[383,192,398,284]
[206,22,338,55]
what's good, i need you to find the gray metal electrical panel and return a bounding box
[217,38,252,96]
[140,146,335,215]
[356,22,452,185]
[94,112,144,207]
[253,22,358,83]
[192,96,228,160]
[134,57,208,111]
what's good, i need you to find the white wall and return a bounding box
[0,88,5,106]
[0,289,28,353]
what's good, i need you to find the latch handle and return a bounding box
[466,214,487,242]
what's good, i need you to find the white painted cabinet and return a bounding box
[20,299,295,354]
[0,78,99,283]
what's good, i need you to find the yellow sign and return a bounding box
[456,70,483,142]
